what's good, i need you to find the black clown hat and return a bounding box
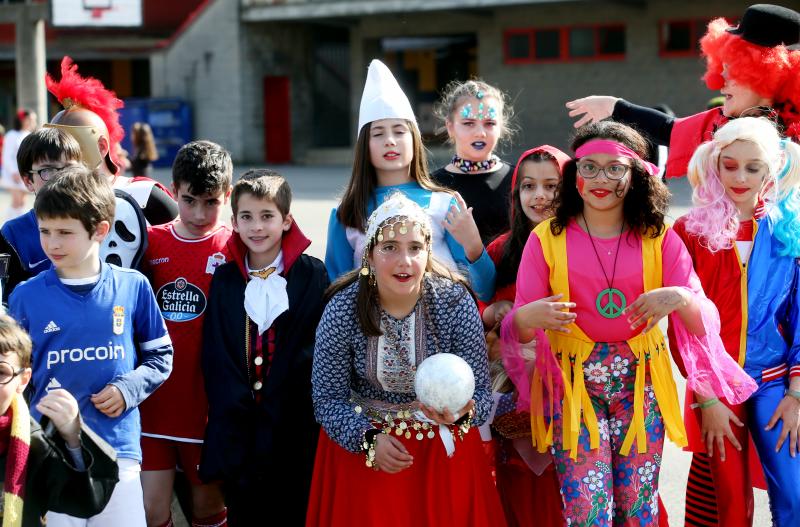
[727,4,800,49]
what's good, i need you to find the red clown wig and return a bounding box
[45,56,125,168]
[701,17,800,138]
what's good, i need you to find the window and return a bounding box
[535,29,560,60]
[569,28,594,58]
[504,25,626,64]
[659,19,709,56]
[505,31,532,62]
[598,26,626,55]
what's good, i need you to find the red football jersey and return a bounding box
[140,222,232,442]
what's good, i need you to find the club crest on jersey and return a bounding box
[206,252,227,275]
[156,277,207,322]
[113,306,125,335]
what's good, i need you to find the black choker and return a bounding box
[451,155,500,173]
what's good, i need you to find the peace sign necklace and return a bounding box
[581,212,626,319]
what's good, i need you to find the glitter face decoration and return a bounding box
[459,91,498,121]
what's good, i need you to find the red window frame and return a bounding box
[503,24,626,65]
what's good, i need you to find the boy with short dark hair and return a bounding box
[139,140,232,527]
[0,313,120,526]
[8,166,173,527]
[201,169,328,526]
[0,128,82,300]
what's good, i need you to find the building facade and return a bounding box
[150,0,799,163]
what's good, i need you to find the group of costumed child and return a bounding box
[312,3,800,526]
[5,3,796,526]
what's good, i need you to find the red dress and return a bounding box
[307,429,505,526]
[487,233,565,527]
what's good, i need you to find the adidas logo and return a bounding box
[43,321,60,334]
[45,378,62,393]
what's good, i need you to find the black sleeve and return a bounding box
[0,234,29,304]
[612,99,675,146]
[32,420,119,519]
[142,185,178,226]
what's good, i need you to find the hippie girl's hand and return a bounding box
[373,434,414,474]
[36,389,81,448]
[699,401,744,462]
[624,286,690,333]
[483,300,513,328]
[442,193,483,262]
[765,395,800,457]
[517,294,577,333]
[565,96,619,128]
[417,399,475,426]
[90,384,126,418]
[492,300,514,324]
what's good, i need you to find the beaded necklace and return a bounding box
[451,154,500,173]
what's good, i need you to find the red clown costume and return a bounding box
[607,4,800,178]
[665,8,800,177]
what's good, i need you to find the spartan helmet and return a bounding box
[46,106,120,175]
[100,189,148,269]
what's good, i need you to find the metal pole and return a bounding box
[15,3,47,122]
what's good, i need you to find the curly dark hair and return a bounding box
[550,121,670,238]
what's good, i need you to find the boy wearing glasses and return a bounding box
[0,313,120,526]
[0,128,82,301]
[9,166,173,526]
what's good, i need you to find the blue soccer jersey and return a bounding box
[9,262,173,461]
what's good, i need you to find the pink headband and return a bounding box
[575,139,660,176]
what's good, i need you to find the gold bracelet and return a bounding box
[452,408,475,442]
[362,430,380,470]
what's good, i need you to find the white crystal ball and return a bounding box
[414,353,475,414]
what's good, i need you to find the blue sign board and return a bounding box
[119,98,193,168]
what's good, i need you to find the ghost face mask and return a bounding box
[100,189,148,268]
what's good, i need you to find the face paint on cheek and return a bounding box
[613,177,628,198]
[614,176,633,198]
[576,176,586,195]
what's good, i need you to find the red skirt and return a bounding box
[306,428,508,527]
[496,455,564,527]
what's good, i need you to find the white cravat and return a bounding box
[245,251,289,335]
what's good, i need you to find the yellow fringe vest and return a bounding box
[529,219,687,459]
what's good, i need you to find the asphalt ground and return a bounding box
[1,166,771,526]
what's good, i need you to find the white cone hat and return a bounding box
[357,59,417,135]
